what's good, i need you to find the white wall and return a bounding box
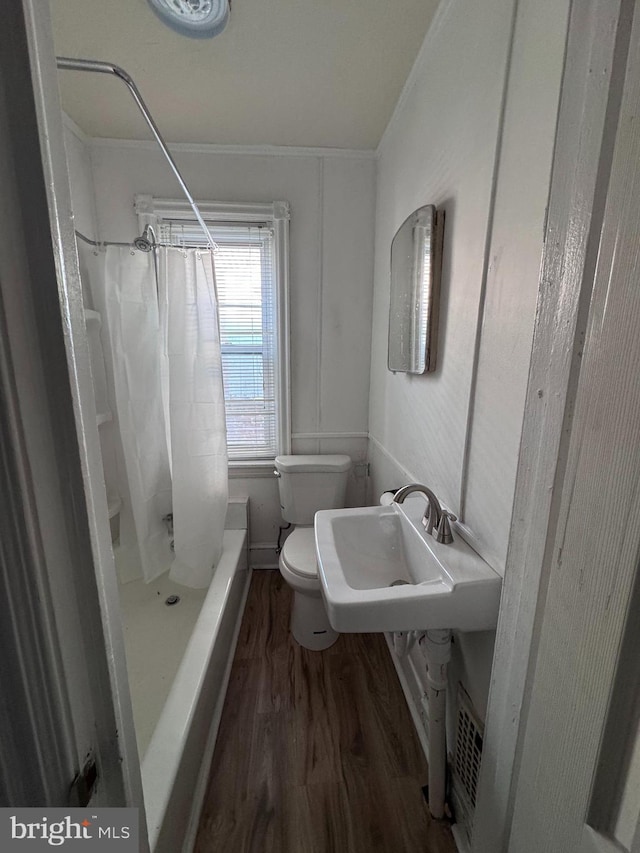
[369,0,515,552]
[462,0,571,571]
[368,0,570,799]
[368,0,515,757]
[74,137,376,567]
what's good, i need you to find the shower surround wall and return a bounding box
[368,0,571,826]
[86,138,376,569]
[64,118,124,545]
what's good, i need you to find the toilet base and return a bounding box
[290,589,339,651]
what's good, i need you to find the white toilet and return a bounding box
[275,454,351,651]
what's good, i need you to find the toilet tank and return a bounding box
[275,454,352,525]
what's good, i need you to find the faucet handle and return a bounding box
[434,511,457,544]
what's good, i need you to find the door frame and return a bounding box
[0,0,147,833]
[473,0,635,850]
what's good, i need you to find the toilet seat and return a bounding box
[280,527,318,580]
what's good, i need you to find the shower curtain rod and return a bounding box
[74,228,208,252]
[56,56,213,246]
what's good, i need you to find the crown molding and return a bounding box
[88,135,377,160]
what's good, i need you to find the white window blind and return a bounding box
[156,218,279,460]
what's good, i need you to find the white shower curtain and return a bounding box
[104,246,228,588]
[160,248,228,587]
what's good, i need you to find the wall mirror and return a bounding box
[388,204,444,374]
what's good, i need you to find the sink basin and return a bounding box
[315,497,502,633]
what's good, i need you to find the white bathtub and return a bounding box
[140,526,250,852]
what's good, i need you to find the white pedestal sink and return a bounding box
[314,495,502,633]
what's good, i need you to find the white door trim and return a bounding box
[1,0,148,832]
[472,0,634,849]
[23,0,146,813]
[507,0,640,843]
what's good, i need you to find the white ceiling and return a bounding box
[50,0,439,150]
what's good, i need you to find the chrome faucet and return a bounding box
[392,484,457,544]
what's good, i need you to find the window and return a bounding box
[136,196,290,462]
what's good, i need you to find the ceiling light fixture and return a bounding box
[147,0,230,39]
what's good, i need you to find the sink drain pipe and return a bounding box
[420,629,452,819]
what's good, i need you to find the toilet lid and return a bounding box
[281,528,318,579]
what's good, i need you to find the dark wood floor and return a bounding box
[195,570,456,853]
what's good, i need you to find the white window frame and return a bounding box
[135,195,291,467]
